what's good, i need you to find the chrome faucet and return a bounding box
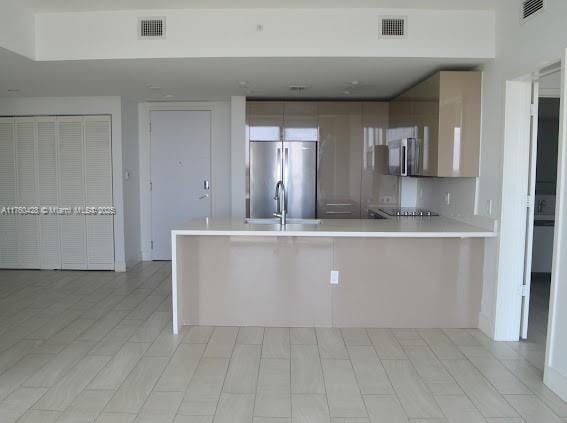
[273,180,287,225]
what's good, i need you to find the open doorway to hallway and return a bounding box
[522,70,561,370]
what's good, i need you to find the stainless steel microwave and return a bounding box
[388,138,420,176]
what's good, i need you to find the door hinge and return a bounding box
[150,240,154,250]
[520,285,529,297]
[530,103,537,117]
[150,181,152,191]
[526,195,535,208]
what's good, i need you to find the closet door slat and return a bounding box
[15,118,40,269]
[84,116,114,270]
[0,118,17,268]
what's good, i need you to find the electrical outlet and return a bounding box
[445,192,451,205]
[330,270,340,285]
[380,196,394,204]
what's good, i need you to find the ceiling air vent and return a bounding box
[379,16,407,38]
[522,0,544,20]
[138,17,166,39]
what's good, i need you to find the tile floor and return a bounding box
[0,262,566,423]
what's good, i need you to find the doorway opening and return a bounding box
[520,67,561,371]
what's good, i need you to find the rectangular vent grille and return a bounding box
[139,17,165,39]
[379,16,407,38]
[522,0,544,20]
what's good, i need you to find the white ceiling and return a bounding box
[19,0,495,12]
[0,48,485,100]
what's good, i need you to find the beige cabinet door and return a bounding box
[389,71,481,177]
[437,71,482,177]
[360,102,398,211]
[317,102,363,218]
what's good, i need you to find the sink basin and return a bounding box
[245,218,321,225]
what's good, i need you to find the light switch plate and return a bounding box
[330,270,340,285]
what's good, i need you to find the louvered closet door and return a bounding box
[84,116,114,270]
[37,117,61,269]
[0,118,17,268]
[15,118,40,268]
[58,117,87,269]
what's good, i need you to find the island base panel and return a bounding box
[174,236,483,329]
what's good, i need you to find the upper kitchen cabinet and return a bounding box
[317,102,363,218]
[283,102,318,142]
[390,71,481,177]
[361,102,398,211]
[246,101,284,142]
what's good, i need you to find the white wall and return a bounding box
[122,98,141,267]
[0,96,126,271]
[546,50,567,402]
[33,8,494,61]
[230,96,246,218]
[0,0,35,58]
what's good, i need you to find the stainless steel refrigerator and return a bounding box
[249,139,317,219]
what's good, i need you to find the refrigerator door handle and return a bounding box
[401,140,408,177]
[284,147,289,209]
[276,147,282,180]
[284,147,289,182]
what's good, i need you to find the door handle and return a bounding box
[198,193,209,200]
[401,144,407,176]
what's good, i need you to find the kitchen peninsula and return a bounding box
[171,218,495,334]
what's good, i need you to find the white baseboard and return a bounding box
[114,261,126,272]
[544,365,567,403]
[478,312,495,339]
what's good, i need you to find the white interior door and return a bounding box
[150,110,211,260]
[521,81,540,339]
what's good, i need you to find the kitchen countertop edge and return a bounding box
[172,218,497,239]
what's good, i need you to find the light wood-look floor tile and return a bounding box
[262,328,290,359]
[363,395,408,423]
[291,345,325,394]
[0,265,564,423]
[382,360,443,419]
[442,359,518,418]
[347,346,393,395]
[223,344,261,394]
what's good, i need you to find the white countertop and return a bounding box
[172,217,496,238]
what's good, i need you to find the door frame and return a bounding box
[139,101,228,261]
[495,54,567,399]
